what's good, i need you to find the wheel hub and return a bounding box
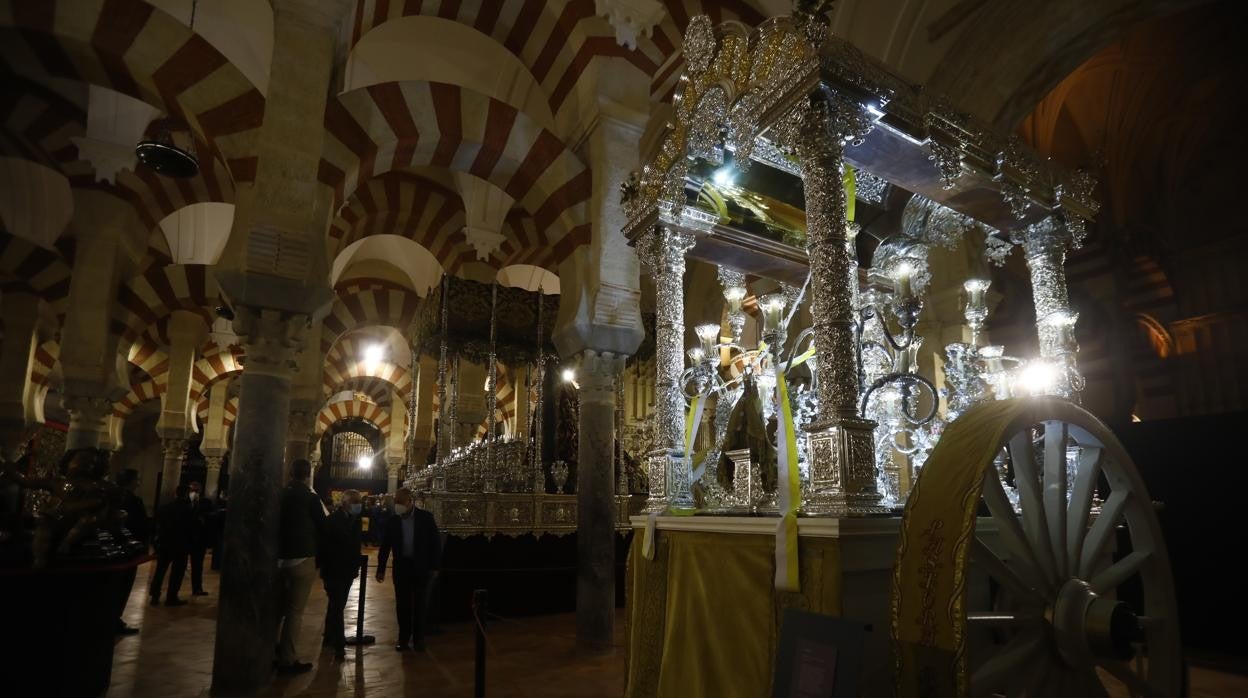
[1048,578,1140,668]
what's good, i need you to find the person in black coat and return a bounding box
[376,488,440,651]
[149,484,194,606]
[319,489,363,660]
[187,481,216,596]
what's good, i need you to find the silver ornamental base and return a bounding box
[726,448,778,514]
[643,449,672,513]
[804,417,892,516]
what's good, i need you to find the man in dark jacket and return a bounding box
[274,459,326,674]
[376,488,440,651]
[149,484,193,606]
[114,469,148,634]
[319,489,363,660]
[187,481,216,596]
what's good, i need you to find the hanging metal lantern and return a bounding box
[135,119,199,178]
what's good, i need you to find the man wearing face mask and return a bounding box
[319,489,364,660]
[377,488,441,651]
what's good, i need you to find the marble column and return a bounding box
[0,291,40,459]
[386,456,403,494]
[635,226,695,512]
[1021,216,1082,397]
[575,349,623,652]
[211,305,306,693]
[203,452,224,499]
[791,96,886,515]
[158,438,186,504]
[285,406,315,463]
[64,394,114,451]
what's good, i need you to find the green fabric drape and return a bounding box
[625,530,842,698]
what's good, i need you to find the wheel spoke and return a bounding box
[1101,659,1164,698]
[971,536,1044,603]
[970,629,1043,697]
[1079,489,1129,579]
[980,470,1049,591]
[1067,446,1103,572]
[967,613,1018,629]
[1042,421,1069,578]
[1008,431,1056,583]
[1091,549,1151,595]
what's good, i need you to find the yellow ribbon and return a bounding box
[845,165,857,223]
[774,369,802,591]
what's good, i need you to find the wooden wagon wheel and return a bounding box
[891,398,1181,697]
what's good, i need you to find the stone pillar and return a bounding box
[386,456,403,494]
[0,291,41,458]
[285,405,315,463]
[159,438,186,504]
[575,349,623,652]
[211,305,307,693]
[792,97,886,515]
[64,394,114,451]
[203,452,224,499]
[1021,216,1082,397]
[635,226,695,512]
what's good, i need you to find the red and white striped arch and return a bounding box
[320,80,590,258]
[332,375,398,407]
[113,377,165,420]
[321,282,422,354]
[346,1,766,112]
[188,345,244,406]
[322,355,412,401]
[0,0,265,182]
[126,335,169,385]
[316,397,392,439]
[112,264,218,346]
[0,230,72,315]
[196,391,239,430]
[329,172,472,268]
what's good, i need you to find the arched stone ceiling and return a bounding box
[345,15,556,132]
[331,233,444,297]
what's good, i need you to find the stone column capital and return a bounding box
[232,306,308,379]
[575,350,623,405]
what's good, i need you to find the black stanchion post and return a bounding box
[346,554,376,646]
[473,588,487,698]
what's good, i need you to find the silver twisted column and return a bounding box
[792,96,887,515]
[1021,216,1083,397]
[636,224,696,512]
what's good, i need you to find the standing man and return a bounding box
[187,481,216,596]
[319,489,363,660]
[149,484,193,606]
[376,488,440,651]
[275,459,325,675]
[115,468,148,634]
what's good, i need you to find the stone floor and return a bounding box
[107,551,1247,697]
[108,551,624,697]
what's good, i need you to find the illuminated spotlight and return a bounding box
[1018,360,1059,396]
[711,166,735,188]
[364,343,384,364]
[562,368,576,383]
[358,454,372,470]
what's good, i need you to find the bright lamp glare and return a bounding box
[358,455,372,469]
[712,166,735,188]
[364,344,384,364]
[1018,361,1059,395]
[562,368,575,383]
